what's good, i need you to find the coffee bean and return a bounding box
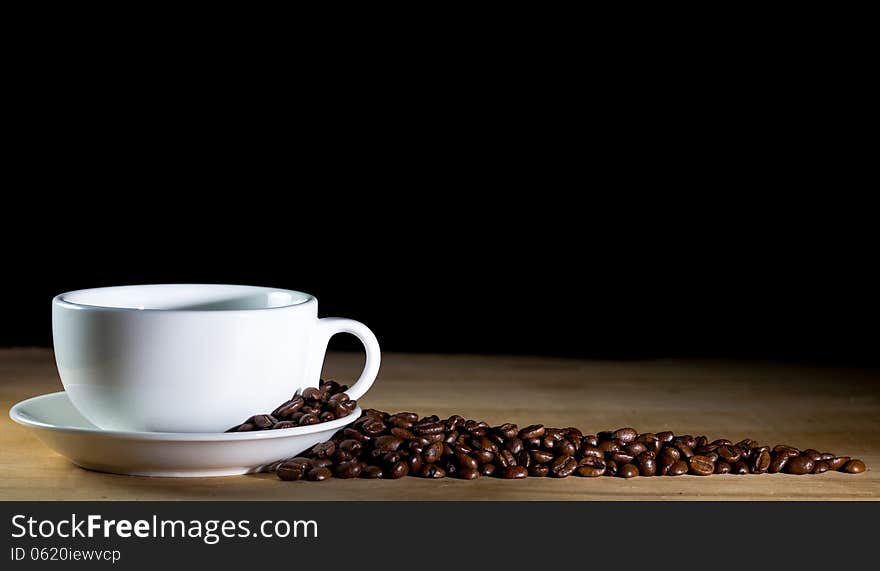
[458,453,479,471]
[843,459,866,474]
[334,461,362,479]
[501,465,529,479]
[473,449,495,464]
[414,420,446,435]
[556,439,577,457]
[387,461,409,479]
[656,431,675,443]
[675,443,694,459]
[826,457,850,471]
[496,423,519,440]
[813,461,829,474]
[374,435,405,451]
[819,452,835,461]
[715,461,731,474]
[423,441,444,464]
[619,464,639,478]
[528,464,550,477]
[669,461,688,476]
[802,449,822,462]
[273,396,305,418]
[752,449,771,474]
[613,428,638,443]
[519,424,545,439]
[299,413,319,426]
[530,449,555,463]
[717,446,742,463]
[611,451,635,465]
[497,449,517,468]
[581,446,603,460]
[361,418,386,437]
[604,460,619,477]
[773,445,800,457]
[637,452,656,476]
[550,455,577,478]
[627,442,648,457]
[505,438,525,455]
[457,468,480,480]
[516,450,531,468]
[420,464,446,478]
[391,427,416,440]
[689,455,714,476]
[361,465,383,478]
[576,457,606,477]
[786,456,815,475]
[768,455,789,474]
[480,464,497,477]
[338,439,362,454]
[252,414,276,429]
[732,461,749,475]
[306,467,332,481]
[273,421,297,429]
[277,464,305,481]
[405,454,422,475]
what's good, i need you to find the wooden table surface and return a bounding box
[1,348,877,501]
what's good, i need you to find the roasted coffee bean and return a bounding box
[555,439,577,457]
[343,427,369,442]
[802,449,822,462]
[458,453,479,471]
[519,424,545,439]
[717,446,742,463]
[626,442,648,457]
[656,431,675,443]
[773,445,800,457]
[843,459,866,474]
[361,465,383,479]
[473,437,499,454]
[361,418,386,437]
[277,464,305,481]
[423,441,444,464]
[319,412,336,422]
[500,465,528,479]
[703,451,719,464]
[813,461,829,474]
[611,451,635,465]
[505,438,524,455]
[374,435,405,451]
[826,457,850,471]
[473,449,495,464]
[604,460,619,477]
[565,427,584,442]
[301,387,323,401]
[273,421,297,430]
[414,421,445,435]
[306,467,332,481]
[819,452,835,461]
[273,396,305,417]
[387,461,409,479]
[689,455,714,476]
[406,454,423,475]
[420,464,446,478]
[598,440,621,453]
[786,456,815,475]
[311,458,333,469]
[230,422,255,432]
[516,450,531,468]
[550,455,577,478]
[768,455,789,474]
[299,413,320,426]
[576,457,606,477]
[619,464,639,478]
[669,460,688,476]
[528,464,550,477]
[338,439,362,454]
[495,423,519,440]
[497,449,517,468]
[583,434,599,447]
[731,461,749,475]
[613,428,638,443]
[334,450,354,463]
[715,461,731,474]
[711,439,733,447]
[457,468,480,480]
[334,461,362,479]
[675,443,694,459]
[637,452,656,476]
[752,449,771,474]
[581,446,603,460]
[480,463,497,477]
[252,414,276,429]
[390,427,416,440]
[530,449,555,463]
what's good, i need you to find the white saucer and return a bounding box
[9,392,360,477]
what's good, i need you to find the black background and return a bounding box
[3,42,876,366]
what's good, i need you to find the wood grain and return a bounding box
[1,348,877,501]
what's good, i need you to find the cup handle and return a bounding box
[313,317,381,401]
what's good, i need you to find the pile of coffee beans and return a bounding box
[275,408,867,481]
[226,379,357,432]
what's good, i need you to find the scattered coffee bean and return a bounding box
[270,409,866,483]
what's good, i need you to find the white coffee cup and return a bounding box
[52,284,380,433]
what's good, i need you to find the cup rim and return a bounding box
[53,284,316,313]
